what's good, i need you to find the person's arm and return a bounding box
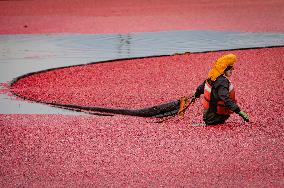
[218,84,249,122]
[194,80,206,98]
[217,79,240,113]
[218,86,240,113]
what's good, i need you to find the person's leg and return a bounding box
[203,110,230,125]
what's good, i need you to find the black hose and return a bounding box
[48,100,180,118]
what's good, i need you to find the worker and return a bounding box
[190,54,249,125]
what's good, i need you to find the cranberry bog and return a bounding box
[1,47,283,187]
[1,0,284,187]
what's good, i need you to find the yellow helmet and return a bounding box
[207,54,237,81]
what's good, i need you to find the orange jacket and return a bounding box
[202,80,236,115]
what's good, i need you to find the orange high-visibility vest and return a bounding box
[202,79,236,115]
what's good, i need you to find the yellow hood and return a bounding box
[207,54,237,81]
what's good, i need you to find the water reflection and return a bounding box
[118,34,131,55]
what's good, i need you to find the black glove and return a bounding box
[189,93,198,103]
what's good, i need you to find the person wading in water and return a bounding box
[190,53,249,125]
